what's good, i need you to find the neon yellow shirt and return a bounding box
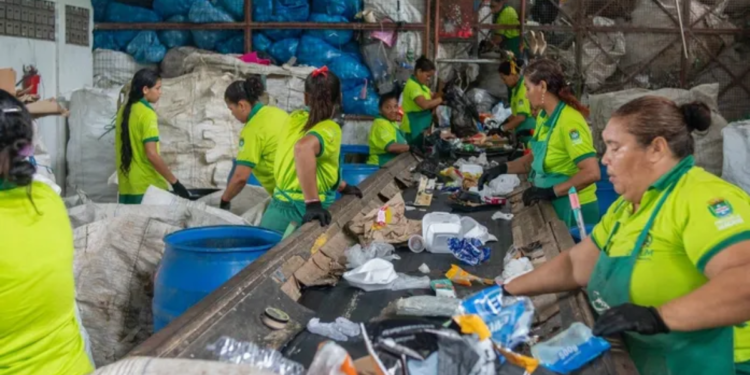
[510,76,531,117]
[494,6,521,39]
[368,117,406,166]
[534,105,597,204]
[236,103,288,195]
[0,180,93,375]
[592,156,750,362]
[115,100,169,199]
[401,76,432,134]
[274,110,341,202]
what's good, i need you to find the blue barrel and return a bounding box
[596,163,618,217]
[153,226,282,331]
[569,225,595,244]
[341,164,379,187]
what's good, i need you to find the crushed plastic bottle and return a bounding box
[208,336,305,375]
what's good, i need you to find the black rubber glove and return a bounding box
[593,303,670,337]
[478,163,508,189]
[171,180,191,199]
[340,184,363,199]
[219,199,231,211]
[302,201,332,227]
[410,146,425,159]
[522,186,556,206]
[516,129,534,138]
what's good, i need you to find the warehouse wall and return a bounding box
[0,0,93,187]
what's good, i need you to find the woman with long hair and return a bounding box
[116,69,189,204]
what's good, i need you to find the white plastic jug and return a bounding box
[422,212,462,253]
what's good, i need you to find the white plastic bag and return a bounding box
[343,258,398,291]
[500,257,534,283]
[482,174,521,196]
[345,242,399,269]
[459,217,498,244]
[491,102,513,124]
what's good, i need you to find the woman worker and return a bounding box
[116,69,190,204]
[479,59,600,227]
[503,96,750,375]
[0,90,93,374]
[260,67,361,233]
[220,75,288,210]
[401,56,442,148]
[367,91,410,166]
[489,0,522,57]
[497,58,535,145]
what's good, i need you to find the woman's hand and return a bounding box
[593,303,670,336]
[522,186,557,206]
[478,163,508,188]
[340,184,363,199]
[303,202,332,227]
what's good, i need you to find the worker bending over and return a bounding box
[0,89,93,375]
[221,75,288,210]
[401,56,442,148]
[260,67,362,233]
[367,91,410,166]
[497,58,535,145]
[504,96,750,375]
[480,59,600,227]
[116,69,189,204]
[489,0,522,57]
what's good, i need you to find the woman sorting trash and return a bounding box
[260,67,362,234]
[497,58,535,145]
[479,59,600,227]
[367,91,410,166]
[116,69,190,204]
[220,75,288,210]
[502,96,750,375]
[401,56,442,148]
[0,90,93,375]
[488,0,522,58]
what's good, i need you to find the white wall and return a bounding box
[0,0,93,187]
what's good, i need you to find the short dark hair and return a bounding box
[415,56,436,74]
[0,89,34,188]
[498,58,524,75]
[379,91,399,109]
[225,75,265,105]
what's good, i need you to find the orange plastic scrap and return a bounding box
[497,346,539,373]
[454,314,491,341]
[446,265,495,287]
[309,341,358,375]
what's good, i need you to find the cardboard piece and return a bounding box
[348,193,422,245]
[0,68,16,95]
[26,98,68,117]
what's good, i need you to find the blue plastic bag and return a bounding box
[330,54,372,84]
[341,41,362,60]
[93,31,120,51]
[297,35,342,67]
[260,0,309,41]
[252,0,274,21]
[217,34,245,54]
[153,0,198,18]
[189,0,235,50]
[531,322,611,374]
[311,0,362,20]
[126,31,167,63]
[105,2,162,23]
[92,0,110,22]
[342,84,379,116]
[253,33,274,53]
[448,237,491,266]
[159,15,192,48]
[268,38,299,64]
[306,13,353,45]
[461,286,535,350]
[218,0,244,20]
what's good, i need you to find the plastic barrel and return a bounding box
[596,163,618,217]
[153,226,282,331]
[341,164,379,187]
[569,225,595,244]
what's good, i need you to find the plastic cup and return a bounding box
[408,235,426,253]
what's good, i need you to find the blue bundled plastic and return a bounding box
[217,34,245,54]
[342,84,378,116]
[341,41,362,61]
[297,35,342,67]
[253,33,273,53]
[253,0,274,21]
[218,0,244,20]
[93,31,120,51]
[306,13,353,45]
[330,54,371,85]
[159,16,192,48]
[189,0,235,50]
[257,0,309,41]
[153,0,198,18]
[461,286,535,350]
[92,0,110,22]
[448,237,491,266]
[105,2,162,23]
[126,31,167,63]
[268,38,299,64]
[311,0,362,20]
[531,322,611,374]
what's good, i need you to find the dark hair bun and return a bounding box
[680,102,711,132]
[244,75,265,98]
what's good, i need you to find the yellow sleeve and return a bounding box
[679,183,750,273]
[141,110,160,144]
[560,109,596,164]
[236,127,261,168]
[591,197,626,251]
[369,119,397,154]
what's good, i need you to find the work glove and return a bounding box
[340,184,363,199]
[410,146,425,159]
[478,163,508,189]
[220,199,231,211]
[593,303,670,337]
[303,201,332,227]
[522,186,556,206]
[171,180,191,199]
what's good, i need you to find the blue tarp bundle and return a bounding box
[153,0,198,19]
[306,13,353,46]
[188,0,235,50]
[330,53,371,86]
[268,38,299,64]
[342,83,379,116]
[126,31,167,63]
[311,0,362,20]
[159,15,192,48]
[297,35,342,67]
[217,34,245,54]
[253,33,274,53]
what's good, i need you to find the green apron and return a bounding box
[405,110,432,149]
[586,171,735,375]
[529,102,599,227]
[260,187,336,234]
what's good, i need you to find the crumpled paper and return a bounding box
[348,194,422,245]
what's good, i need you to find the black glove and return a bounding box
[522,186,556,206]
[410,146,425,159]
[220,199,231,211]
[516,129,534,138]
[302,201,332,227]
[340,184,363,199]
[478,163,508,189]
[593,303,670,337]
[171,180,191,199]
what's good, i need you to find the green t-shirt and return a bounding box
[0,181,93,375]
[368,117,407,166]
[494,5,521,39]
[236,103,288,195]
[510,76,532,117]
[401,76,432,134]
[115,100,169,199]
[592,156,750,362]
[274,110,342,202]
[533,105,597,204]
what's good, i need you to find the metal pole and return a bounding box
[575,0,586,95]
[424,0,431,57]
[244,0,253,54]
[434,0,440,62]
[679,0,691,87]
[520,0,526,53]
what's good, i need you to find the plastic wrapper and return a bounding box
[484,174,521,196]
[297,35,342,67]
[448,237,491,266]
[307,317,361,341]
[126,31,167,64]
[311,0,362,20]
[217,34,245,54]
[159,16,192,48]
[461,286,535,349]
[500,257,533,284]
[446,264,494,286]
[395,296,462,317]
[437,106,452,128]
[390,274,431,291]
[308,341,358,375]
[306,14,354,45]
[208,336,306,375]
[466,88,499,114]
[153,0,198,18]
[531,322,611,374]
[345,242,398,269]
[268,38,299,64]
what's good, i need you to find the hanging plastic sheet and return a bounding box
[306,14,354,45]
[126,31,167,63]
[159,15,192,48]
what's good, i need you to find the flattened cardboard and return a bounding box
[0,68,16,95]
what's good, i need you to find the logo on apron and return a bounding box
[709,198,744,230]
[590,291,611,314]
